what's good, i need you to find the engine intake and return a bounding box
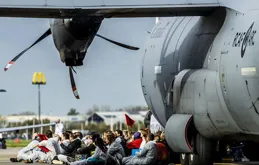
[165,114,194,153]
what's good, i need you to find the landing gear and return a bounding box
[180,153,189,165]
[243,142,259,161]
[181,134,214,165]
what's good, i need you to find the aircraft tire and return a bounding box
[243,142,259,161]
[180,153,189,165]
[188,133,213,165]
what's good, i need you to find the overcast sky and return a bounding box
[0,17,155,116]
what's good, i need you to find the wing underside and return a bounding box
[0,123,55,133]
[0,0,220,18]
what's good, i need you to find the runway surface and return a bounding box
[0,147,258,165]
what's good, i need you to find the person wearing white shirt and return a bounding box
[55,119,64,137]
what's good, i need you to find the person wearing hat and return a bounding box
[126,132,142,150]
[125,132,143,156]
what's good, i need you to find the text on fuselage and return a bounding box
[232,22,257,58]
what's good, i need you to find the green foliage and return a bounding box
[6,140,31,147]
[86,123,109,133]
[67,108,79,116]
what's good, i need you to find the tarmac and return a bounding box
[0,147,258,165]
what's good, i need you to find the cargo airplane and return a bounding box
[2,0,259,164]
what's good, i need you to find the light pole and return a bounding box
[32,72,46,123]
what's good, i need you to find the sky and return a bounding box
[0,17,155,116]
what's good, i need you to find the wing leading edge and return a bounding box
[0,0,220,18]
[0,123,55,133]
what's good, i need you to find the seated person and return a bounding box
[55,133,82,164]
[10,133,41,162]
[139,129,148,149]
[60,132,70,154]
[122,133,158,165]
[104,131,125,165]
[76,132,96,157]
[125,132,142,156]
[70,135,107,165]
[126,132,142,150]
[156,141,169,163]
[24,134,60,163]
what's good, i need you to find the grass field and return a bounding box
[6,139,30,148]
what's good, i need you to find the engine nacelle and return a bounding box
[50,18,103,66]
[165,114,194,153]
[173,69,240,138]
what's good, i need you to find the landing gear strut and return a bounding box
[181,134,214,165]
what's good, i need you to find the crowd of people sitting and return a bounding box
[9,128,178,165]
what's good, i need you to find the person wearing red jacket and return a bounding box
[126,132,142,156]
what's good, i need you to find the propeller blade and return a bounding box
[69,67,80,99]
[96,34,139,50]
[4,28,52,71]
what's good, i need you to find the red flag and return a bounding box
[125,114,135,127]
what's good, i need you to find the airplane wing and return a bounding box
[0,0,221,18]
[0,123,55,133]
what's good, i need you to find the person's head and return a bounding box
[94,137,107,153]
[156,131,162,136]
[45,130,53,138]
[75,132,83,139]
[160,132,166,141]
[53,134,60,141]
[123,130,128,137]
[84,135,93,145]
[69,133,77,141]
[91,133,100,142]
[147,133,154,142]
[62,132,69,141]
[140,129,148,140]
[103,130,116,144]
[56,119,60,123]
[115,130,123,137]
[128,132,134,139]
[32,132,38,140]
[65,131,73,134]
[154,133,161,142]
[133,132,141,140]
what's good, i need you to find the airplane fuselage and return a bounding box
[141,8,259,153]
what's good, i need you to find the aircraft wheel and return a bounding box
[188,133,213,165]
[243,142,259,161]
[180,153,189,165]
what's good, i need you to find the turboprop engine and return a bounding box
[50,17,103,66]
